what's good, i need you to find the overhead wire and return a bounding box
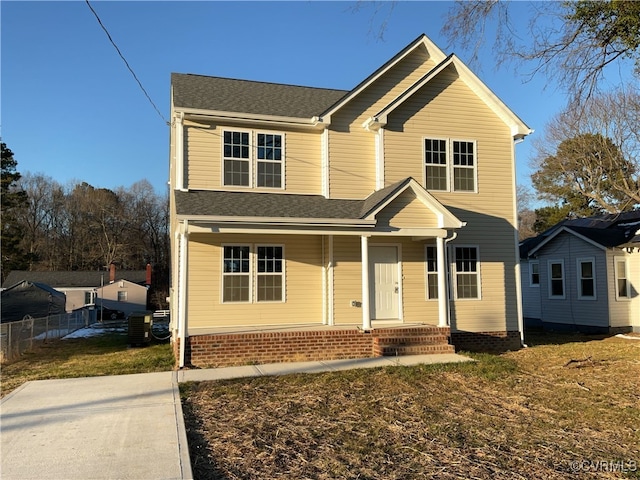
[85,0,169,126]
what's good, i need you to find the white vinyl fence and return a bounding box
[0,310,92,363]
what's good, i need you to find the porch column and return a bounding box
[178,228,189,368]
[361,235,372,331]
[436,236,449,327]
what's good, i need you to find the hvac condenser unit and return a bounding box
[128,311,152,346]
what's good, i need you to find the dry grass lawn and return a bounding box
[181,332,640,479]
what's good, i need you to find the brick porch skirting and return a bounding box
[450,330,522,353]
[174,326,455,368]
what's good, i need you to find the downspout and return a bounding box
[175,112,186,191]
[178,220,188,368]
[512,136,526,347]
[443,231,458,327]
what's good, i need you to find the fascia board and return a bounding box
[372,55,455,126]
[178,108,326,128]
[528,226,606,257]
[450,56,532,138]
[178,214,375,226]
[321,34,447,123]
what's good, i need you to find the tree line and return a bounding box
[1,143,170,308]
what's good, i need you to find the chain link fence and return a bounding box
[0,310,93,363]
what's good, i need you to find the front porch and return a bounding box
[175,323,454,368]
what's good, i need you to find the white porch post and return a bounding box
[361,235,372,331]
[178,227,189,368]
[436,235,449,327]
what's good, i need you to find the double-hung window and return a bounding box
[222,246,251,302]
[424,138,477,192]
[425,245,438,299]
[529,261,540,287]
[548,260,565,299]
[223,130,283,188]
[577,258,596,300]
[257,246,284,301]
[453,246,480,299]
[615,258,629,299]
[222,245,284,303]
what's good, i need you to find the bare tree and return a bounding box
[441,1,639,104]
[531,87,640,212]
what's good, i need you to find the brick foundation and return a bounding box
[450,330,522,353]
[174,325,454,368]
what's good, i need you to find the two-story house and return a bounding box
[169,34,532,368]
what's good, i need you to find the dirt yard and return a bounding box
[181,333,640,479]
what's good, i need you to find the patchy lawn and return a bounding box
[181,333,640,479]
[1,327,175,397]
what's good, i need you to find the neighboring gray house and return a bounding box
[520,211,640,333]
[1,281,66,322]
[2,264,152,316]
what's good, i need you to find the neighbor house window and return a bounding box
[84,291,95,305]
[424,138,477,193]
[117,291,128,302]
[577,258,596,300]
[548,260,565,299]
[615,258,629,299]
[223,130,284,188]
[529,261,540,287]
[425,245,438,299]
[256,246,284,302]
[453,246,480,299]
[222,245,251,302]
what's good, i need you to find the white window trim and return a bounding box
[424,244,439,301]
[576,257,596,300]
[529,260,540,287]
[221,128,285,190]
[422,136,478,193]
[614,256,630,300]
[220,244,286,304]
[256,244,286,303]
[450,138,478,194]
[423,136,450,192]
[221,128,252,188]
[548,259,566,299]
[451,245,482,301]
[221,244,252,304]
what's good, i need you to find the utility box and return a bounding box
[128,311,152,346]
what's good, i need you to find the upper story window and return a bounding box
[424,138,477,193]
[223,130,283,189]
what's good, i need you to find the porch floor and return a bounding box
[188,322,440,336]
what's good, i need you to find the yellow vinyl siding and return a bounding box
[375,190,439,229]
[332,236,363,324]
[187,234,323,329]
[185,124,220,190]
[184,123,322,194]
[329,46,436,199]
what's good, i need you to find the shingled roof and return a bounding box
[520,211,640,258]
[171,74,348,118]
[175,178,414,221]
[2,271,148,290]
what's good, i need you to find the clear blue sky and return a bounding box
[2,1,574,195]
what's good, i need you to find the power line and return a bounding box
[85,0,169,126]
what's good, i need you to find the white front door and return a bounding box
[369,246,399,320]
